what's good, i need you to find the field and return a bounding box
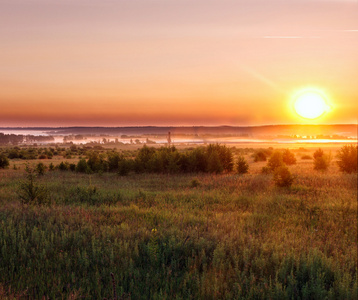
[0,144,357,299]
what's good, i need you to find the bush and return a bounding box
[206,144,233,174]
[314,157,329,171]
[236,156,249,174]
[207,151,223,174]
[76,158,89,173]
[282,149,296,165]
[273,166,294,187]
[17,165,49,205]
[313,149,330,171]
[107,151,122,172]
[58,161,69,171]
[253,150,267,162]
[118,159,132,176]
[267,151,284,171]
[36,162,47,176]
[0,154,10,169]
[313,148,324,159]
[337,145,357,173]
[87,151,108,172]
[8,149,20,159]
[301,155,312,160]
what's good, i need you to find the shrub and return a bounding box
[107,151,122,172]
[337,145,357,173]
[48,163,54,171]
[118,159,132,176]
[206,144,233,173]
[87,151,108,172]
[134,145,156,173]
[301,155,312,160]
[8,149,20,159]
[267,151,284,171]
[313,149,330,171]
[76,158,89,173]
[17,165,49,205]
[314,156,329,171]
[282,149,296,165]
[207,151,223,174]
[253,150,267,162]
[58,161,69,171]
[186,147,207,173]
[36,162,47,176]
[0,154,10,169]
[313,148,324,159]
[273,166,294,187]
[236,156,249,174]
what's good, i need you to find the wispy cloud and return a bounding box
[264,36,321,39]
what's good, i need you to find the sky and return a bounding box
[0,0,357,127]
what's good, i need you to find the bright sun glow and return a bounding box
[294,90,329,119]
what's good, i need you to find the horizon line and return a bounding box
[0,123,357,129]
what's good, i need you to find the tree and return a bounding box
[337,145,357,173]
[236,156,249,174]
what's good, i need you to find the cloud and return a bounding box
[263,36,321,39]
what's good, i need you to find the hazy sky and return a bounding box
[1,0,357,126]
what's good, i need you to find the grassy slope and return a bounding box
[0,148,357,299]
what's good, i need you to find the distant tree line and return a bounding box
[0,133,54,145]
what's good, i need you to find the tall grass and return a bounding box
[0,151,357,299]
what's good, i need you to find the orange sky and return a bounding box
[0,0,357,126]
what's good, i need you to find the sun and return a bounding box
[293,90,329,119]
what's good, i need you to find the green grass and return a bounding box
[0,149,357,299]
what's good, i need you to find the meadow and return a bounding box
[0,144,357,299]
